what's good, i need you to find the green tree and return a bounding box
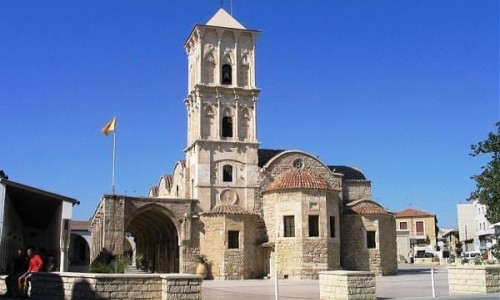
[470,122,500,223]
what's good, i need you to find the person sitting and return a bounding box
[1,249,27,298]
[17,247,43,298]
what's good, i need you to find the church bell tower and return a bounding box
[183,9,261,212]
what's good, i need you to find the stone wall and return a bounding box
[340,214,397,276]
[342,180,371,203]
[200,213,264,279]
[264,189,341,279]
[319,270,376,300]
[377,215,398,275]
[14,272,202,300]
[449,265,500,294]
[259,152,342,196]
[0,276,6,294]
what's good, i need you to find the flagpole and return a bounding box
[112,130,116,194]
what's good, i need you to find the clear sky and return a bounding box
[1,1,498,228]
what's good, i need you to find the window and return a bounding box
[228,231,239,249]
[223,165,233,182]
[329,216,336,238]
[367,231,376,249]
[284,216,295,237]
[222,64,232,84]
[222,116,233,137]
[309,215,319,237]
[399,222,408,230]
[416,221,424,235]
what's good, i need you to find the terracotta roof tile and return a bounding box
[345,200,390,215]
[203,205,252,216]
[264,169,331,193]
[395,208,434,218]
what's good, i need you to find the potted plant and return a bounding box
[196,255,208,278]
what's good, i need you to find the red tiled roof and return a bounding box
[203,205,253,216]
[395,208,434,218]
[264,169,331,193]
[345,200,390,215]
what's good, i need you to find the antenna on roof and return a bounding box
[219,0,234,16]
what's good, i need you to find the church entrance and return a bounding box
[125,204,179,273]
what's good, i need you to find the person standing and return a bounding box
[17,247,43,298]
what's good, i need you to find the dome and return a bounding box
[345,199,390,215]
[264,169,331,193]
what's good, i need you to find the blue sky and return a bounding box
[1,1,498,228]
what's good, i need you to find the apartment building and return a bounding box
[457,200,496,257]
[395,208,437,260]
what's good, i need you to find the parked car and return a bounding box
[461,251,481,259]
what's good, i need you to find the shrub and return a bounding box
[474,257,483,265]
[89,261,115,273]
[198,255,208,264]
[461,258,469,264]
[89,248,124,273]
[89,256,130,274]
[432,256,440,263]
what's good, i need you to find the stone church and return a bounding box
[90,8,397,279]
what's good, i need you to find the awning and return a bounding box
[1,178,79,228]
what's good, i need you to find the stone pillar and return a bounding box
[102,196,125,256]
[319,270,376,300]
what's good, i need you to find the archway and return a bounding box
[125,205,179,273]
[68,233,90,272]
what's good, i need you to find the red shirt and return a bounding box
[28,254,43,272]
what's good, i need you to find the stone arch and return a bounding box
[68,233,90,271]
[261,150,342,195]
[202,105,216,138]
[239,106,252,139]
[157,175,173,197]
[239,49,250,86]
[221,106,234,138]
[204,50,216,84]
[124,204,180,273]
[203,30,217,84]
[171,161,186,198]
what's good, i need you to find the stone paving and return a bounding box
[201,264,500,300]
[2,264,500,299]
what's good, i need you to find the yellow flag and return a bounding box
[101,117,116,135]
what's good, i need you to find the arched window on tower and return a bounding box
[222,64,232,85]
[222,116,233,137]
[223,165,233,182]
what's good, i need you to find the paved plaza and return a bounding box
[202,264,500,300]
[2,264,500,299]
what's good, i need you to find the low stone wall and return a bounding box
[449,265,500,294]
[8,272,203,300]
[0,275,6,293]
[319,270,376,300]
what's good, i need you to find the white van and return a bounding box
[461,251,481,259]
